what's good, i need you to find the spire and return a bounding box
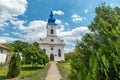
[48,10,56,25]
[50,10,53,19]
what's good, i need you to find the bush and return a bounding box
[7,53,21,77]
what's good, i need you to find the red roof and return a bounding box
[0,44,9,50]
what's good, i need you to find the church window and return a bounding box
[51,29,54,34]
[51,39,54,42]
[43,49,46,53]
[51,47,53,50]
[58,49,61,57]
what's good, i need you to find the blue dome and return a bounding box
[48,11,56,25]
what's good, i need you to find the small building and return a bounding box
[38,11,65,61]
[6,52,14,63]
[0,44,9,63]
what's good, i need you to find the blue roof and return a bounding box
[48,11,57,25]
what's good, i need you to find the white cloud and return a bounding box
[56,26,89,53]
[55,19,62,24]
[110,3,120,8]
[0,27,5,31]
[53,10,64,15]
[0,36,21,43]
[11,20,47,42]
[0,0,27,27]
[0,39,7,43]
[65,22,69,26]
[57,26,90,53]
[23,20,47,40]
[11,32,22,37]
[72,14,86,22]
[3,33,9,36]
[84,9,88,13]
[64,47,74,53]
[57,26,89,46]
[10,19,26,30]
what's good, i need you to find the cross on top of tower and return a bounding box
[48,10,56,25]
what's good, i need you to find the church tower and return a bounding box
[47,11,57,36]
[38,11,65,61]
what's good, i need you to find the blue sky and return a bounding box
[0,0,120,52]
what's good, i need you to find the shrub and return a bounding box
[7,53,21,77]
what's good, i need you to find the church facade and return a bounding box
[38,11,65,61]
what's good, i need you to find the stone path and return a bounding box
[45,61,62,80]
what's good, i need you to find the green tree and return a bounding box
[33,42,49,65]
[13,40,29,52]
[3,43,15,52]
[32,42,39,48]
[65,52,73,62]
[23,44,49,66]
[7,54,21,77]
[70,4,120,80]
[42,53,49,65]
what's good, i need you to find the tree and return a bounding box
[42,53,49,65]
[3,43,15,52]
[65,52,73,62]
[32,42,39,48]
[70,4,120,80]
[32,42,49,65]
[23,44,49,67]
[7,54,21,77]
[13,40,29,52]
[4,40,49,67]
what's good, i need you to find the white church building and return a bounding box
[38,11,65,61]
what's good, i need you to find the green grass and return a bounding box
[0,63,50,80]
[0,65,8,79]
[57,62,71,80]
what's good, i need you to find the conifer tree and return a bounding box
[7,54,21,77]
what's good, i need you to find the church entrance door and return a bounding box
[50,54,54,61]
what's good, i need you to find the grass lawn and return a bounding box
[0,65,8,79]
[57,62,71,80]
[0,63,50,80]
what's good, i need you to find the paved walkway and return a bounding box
[45,61,62,80]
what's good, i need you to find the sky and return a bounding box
[0,0,120,53]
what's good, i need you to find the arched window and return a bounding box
[51,29,54,34]
[58,49,61,57]
[43,49,46,53]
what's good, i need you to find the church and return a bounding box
[38,11,65,61]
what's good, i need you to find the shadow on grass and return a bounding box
[0,76,19,80]
[21,65,45,71]
[0,76,8,80]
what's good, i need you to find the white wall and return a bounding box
[0,49,7,63]
[47,25,57,36]
[42,36,64,44]
[39,44,64,61]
